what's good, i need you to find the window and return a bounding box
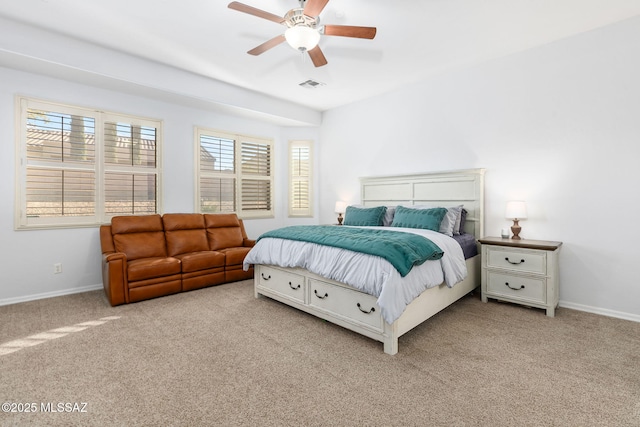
[16,97,162,229]
[196,127,273,219]
[289,140,313,217]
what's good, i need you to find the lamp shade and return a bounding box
[505,201,527,220]
[285,25,321,51]
[334,201,347,214]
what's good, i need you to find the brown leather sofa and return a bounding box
[99,213,255,306]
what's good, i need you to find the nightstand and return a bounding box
[478,237,562,317]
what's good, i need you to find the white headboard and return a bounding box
[360,169,486,240]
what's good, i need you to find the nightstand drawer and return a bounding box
[486,247,546,274]
[486,271,545,304]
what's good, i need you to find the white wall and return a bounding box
[0,67,319,305]
[319,17,640,320]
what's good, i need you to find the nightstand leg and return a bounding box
[546,307,555,317]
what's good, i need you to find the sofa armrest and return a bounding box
[238,219,256,248]
[102,252,128,306]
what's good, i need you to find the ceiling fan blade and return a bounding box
[308,45,328,67]
[323,25,377,39]
[247,34,286,55]
[303,0,330,17]
[228,1,284,24]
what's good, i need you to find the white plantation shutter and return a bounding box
[200,176,236,213]
[197,131,237,213]
[104,173,157,216]
[240,138,272,215]
[103,115,159,217]
[26,168,96,218]
[21,102,97,226]
[289,141,313,217]
[16,98,162,229]
[104,121,157,167]
[196,128,273,218]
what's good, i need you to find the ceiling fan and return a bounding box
[228,0,377,67]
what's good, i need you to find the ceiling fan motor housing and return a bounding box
[284,8,320,29]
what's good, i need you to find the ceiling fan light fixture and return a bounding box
[285,25,320,52]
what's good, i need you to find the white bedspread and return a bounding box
[242,226,467,324]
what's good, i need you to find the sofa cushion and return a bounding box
[127,257,181,282]
[162,213,205,230]
[111,214,163,234]
[166,229,209,256]
[218,247,252,266]
[163,214,209,256]
[111,214,167,261]
[175,251,225,273]
[204,213,240,228]
[114,231,167,261]
[204,214,244,250]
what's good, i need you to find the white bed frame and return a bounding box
[254,169,485,354]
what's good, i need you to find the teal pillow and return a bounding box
[343,206,386,226]
[391,206,448,231]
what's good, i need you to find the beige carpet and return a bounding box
[0,280,638,427]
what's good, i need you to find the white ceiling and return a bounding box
[1,0,640,112]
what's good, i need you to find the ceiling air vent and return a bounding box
[299,79,325,89]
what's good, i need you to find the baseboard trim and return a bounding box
[0,284,103,307]
[559,300,640,323]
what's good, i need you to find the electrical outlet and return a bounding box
[54,263,62,274]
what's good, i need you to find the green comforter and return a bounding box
[258,225,443,277]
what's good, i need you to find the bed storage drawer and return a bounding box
[486,247,546,274]
[257,266,305,303]
[486,271,545,304]
[308,279,383,331]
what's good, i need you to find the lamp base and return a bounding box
[511,220,522,240]
[337,213,343,225]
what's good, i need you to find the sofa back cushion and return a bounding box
[111,214,168,261]
[162,213,209,256]
[204,213,244,250]
[100,225,116,254]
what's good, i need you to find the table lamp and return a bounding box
[506,200,527,240]
[334,201,347,225]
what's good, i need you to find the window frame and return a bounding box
[14,96,163,230]
[288,140,313,218]
[194,126,274,219]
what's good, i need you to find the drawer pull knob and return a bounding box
[261,273,271,281]
[289,281,300,290]
[356,303,376,314]
[505,257,525,265]
[505,282,525,291]
[314,290,328,299]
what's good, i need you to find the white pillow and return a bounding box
[383,206,396,226]
[453,208,464,235]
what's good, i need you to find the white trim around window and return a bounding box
[195,127,274,219]
[14,96,163,230]
[288,140,313,218]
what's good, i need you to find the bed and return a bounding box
[243,169,485,354]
